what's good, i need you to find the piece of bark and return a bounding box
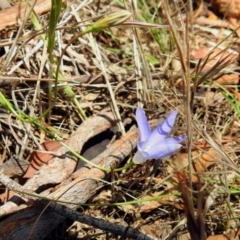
[0,0,66,30]
[50,125,140,203]
[211,0,240,18]
[0,120,158,239]
[0,124,116,181]
[23,141,63,179]
[0,174,152,240]
[0,110,115,217]
[77,126,118,169]
[22,111,115,192]
[0,206,65,239]
[0,130,135,238]
[0,156,29,178]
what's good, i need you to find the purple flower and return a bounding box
[133,107,186,164]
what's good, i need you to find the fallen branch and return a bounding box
[0,117,161,239]
[0,172,152,240]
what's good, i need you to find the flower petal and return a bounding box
[132,150,148,164]
[157,110,178,135]
[171,135,187,143]
[133,141,154,164]
[146,110,178,147]
[136,107,151,142]
[141,136,186,160]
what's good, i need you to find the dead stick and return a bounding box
[0,173,152,240]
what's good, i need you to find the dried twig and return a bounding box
[0,173,152,240]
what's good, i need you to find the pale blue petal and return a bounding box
[136,107,151,142]
[141,137,186,159]
[132,150,148,164]
[137,141,153,154]
[146,110,178,147]
[134,141,154,163]
[142,143,181,159]
[157,110,178,135]
[171,135,187,143]
[137,141,146,151]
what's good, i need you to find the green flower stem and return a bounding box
[114,160,135,172]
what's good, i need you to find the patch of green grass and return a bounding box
[219,85,240,117]
[105,47,133,56]
[137,0,170,52]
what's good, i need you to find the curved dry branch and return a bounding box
[0,120,157,239]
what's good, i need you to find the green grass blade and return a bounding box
[48,0,62,62]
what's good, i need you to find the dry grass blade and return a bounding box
[193,51,238,90]
[177,171,206,240]
[131,1,154,107]
[85,32,125,134]
[2,0,37,71]
[193,122,240,175]
[162,0,194,195]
